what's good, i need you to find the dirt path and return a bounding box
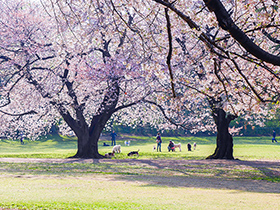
[1,157,280,167]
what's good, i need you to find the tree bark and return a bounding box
[69,79,120,159]
[70,115,107,159]
[206,108,237,159]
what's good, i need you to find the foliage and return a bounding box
[1,0,280,158]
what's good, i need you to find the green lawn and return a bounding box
[0,134,279,160]
[1,175,279,210]
[0,135,77,158]
[0,135,279,209]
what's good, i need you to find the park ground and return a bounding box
[0,135,280,209]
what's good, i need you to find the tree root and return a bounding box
[68,153,105,159]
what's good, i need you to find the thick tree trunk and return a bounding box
[69,79,120,159]
[69,111,115,159]
[71,134,100,159]
[206,108,236,159]
[70,128,103,159]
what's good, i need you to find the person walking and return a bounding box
[272,130,278,143]
[111,130,117,146]
[156,133,162,152]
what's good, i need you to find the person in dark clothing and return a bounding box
[272,130,278,143]
[20,137,24,145]
[20,133,24,145]
[111,131,117,146]
[168,141,175,152]
[187,143,192,151]
[156,133,162,152]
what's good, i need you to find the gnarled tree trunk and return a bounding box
[206,108,237,159]
[72,109,116,159]
[58,78,120,159]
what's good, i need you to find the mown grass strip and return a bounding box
[0,161,279,182]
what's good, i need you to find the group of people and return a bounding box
[109,131,195,152]
[108,130,280,151]
[156,132,195,152]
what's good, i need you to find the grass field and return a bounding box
[0,134,279,160]
[0,135,280,209]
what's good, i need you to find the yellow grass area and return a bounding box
[0,174,279,210]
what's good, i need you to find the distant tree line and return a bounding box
[104,112,280,137]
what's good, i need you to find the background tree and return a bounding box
[1,0,280,160]
[134,0,280,159]
[0,0,161,158]
[46,0,280,159]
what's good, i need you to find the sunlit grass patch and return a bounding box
[0,159,280,209]
[0,135,279,161]
[0,135,280,209]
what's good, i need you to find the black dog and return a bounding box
[127,149,140,157]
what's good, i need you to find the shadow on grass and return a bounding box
[92,159,280,194]
[0,158,279,194]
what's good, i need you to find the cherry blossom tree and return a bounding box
[147,0,280,158]
[0,0,58,137]
[40,0,280,159]
[109,0,280,159]
[0,0,163,158]
[1,0,280,160]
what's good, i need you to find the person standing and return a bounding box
[20,133,24,145]
[272,130,278,143]
[156,133,162,152]
[111,130,117,146]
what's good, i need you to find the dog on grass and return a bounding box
[173,142,182,152]
[105,151,115,158]
[127,149,140,157]
[112,145,121,153]
[124,140,131,146]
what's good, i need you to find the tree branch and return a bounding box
[0,109,37,117]
[203,0,280,66]
[165,7,176,98]
[143,99,192,130]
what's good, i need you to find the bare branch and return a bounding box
[0,109,37,117]
[143,99,192,130]
[165,7,176,98]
